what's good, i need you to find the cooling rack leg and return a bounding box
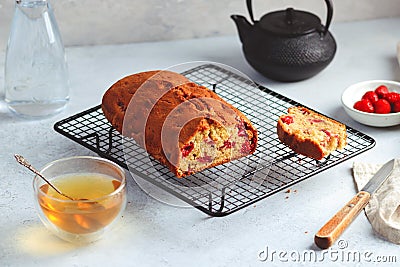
[106,126,115,153]
[208,187,226,213]
[212,83,217,93]
[315,154,331,166]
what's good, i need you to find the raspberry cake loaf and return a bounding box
[102,70,258,178]
[277,107,347,160]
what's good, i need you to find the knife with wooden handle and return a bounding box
[314,159,395,249]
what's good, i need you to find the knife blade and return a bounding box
[314,159,395,249]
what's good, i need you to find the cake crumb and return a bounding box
[285,189,291,193]
[305,231,308,234]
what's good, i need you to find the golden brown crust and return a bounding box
[102,70,258,177]
[101,70,190,134]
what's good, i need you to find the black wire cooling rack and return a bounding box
[54,64,376,217]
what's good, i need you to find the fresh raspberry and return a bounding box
[374,85,389,98]
[392,100,400,113]
[361,91,379,104]
[373,99,391,114]
[383,92,400,104]
[281,115,294,124]
[353,99,374,113]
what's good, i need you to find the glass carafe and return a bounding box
[4,0,69,118]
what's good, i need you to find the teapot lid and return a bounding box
[258,8,322,36]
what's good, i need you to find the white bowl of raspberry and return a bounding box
[341,80,400,127]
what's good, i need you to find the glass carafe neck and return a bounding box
[15,0,49,19]
[17,0,47,3]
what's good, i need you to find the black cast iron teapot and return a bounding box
[232,0,336,82]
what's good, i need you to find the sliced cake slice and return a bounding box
[277,106,347,160]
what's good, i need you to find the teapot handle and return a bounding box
[323,0,334,36]
[246,0,334,35]
[246,0,255,24]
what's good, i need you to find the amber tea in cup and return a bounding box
[33,156,126,243]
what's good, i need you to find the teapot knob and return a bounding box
[285,8,294,25]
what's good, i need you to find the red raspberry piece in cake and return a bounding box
[181,142,194,157]
[309,119,324,123]
[240,141,251,154]
[204,137,215,146]
[237,121,249,137]
[197,155,212,163]
[321,129,331,137]
[281,115,294,124]
[238,128,247,137]
[250,138,256,150]
[221,140,235,149]
[299,108,310,115]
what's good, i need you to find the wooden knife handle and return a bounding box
[314,191,371,249]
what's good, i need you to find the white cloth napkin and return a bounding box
[353,159,400,244]
[397,42,400,67]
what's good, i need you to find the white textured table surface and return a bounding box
[1,18,400,267]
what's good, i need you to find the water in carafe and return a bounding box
[4,0,69,118]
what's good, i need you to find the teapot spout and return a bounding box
[231,15,253,43]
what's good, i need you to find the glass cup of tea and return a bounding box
[33,156,127,244]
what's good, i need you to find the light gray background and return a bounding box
[0,0,400,51]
